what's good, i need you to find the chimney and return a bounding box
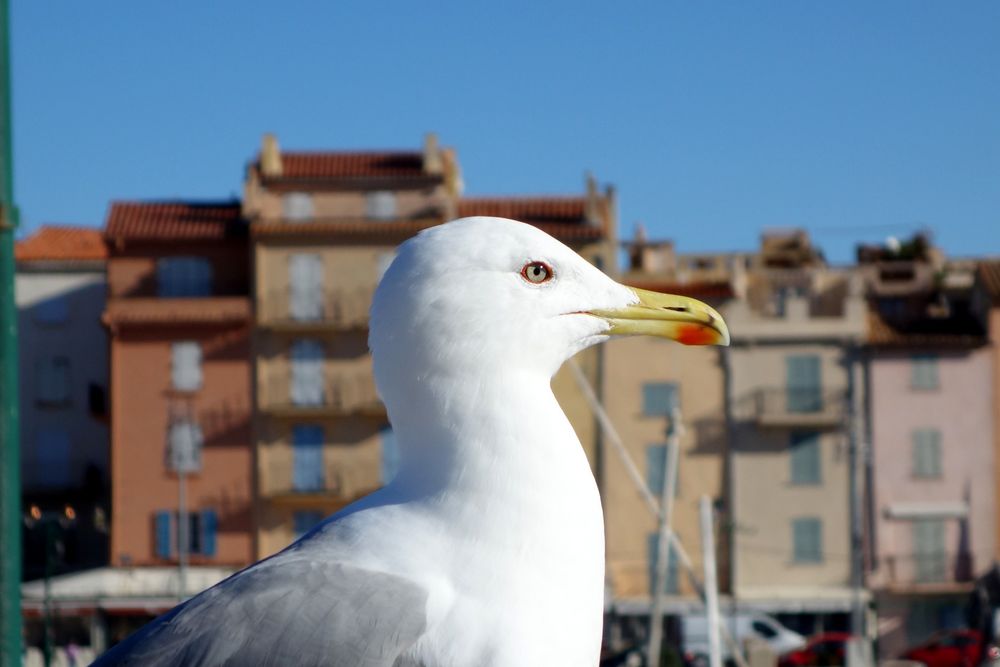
[423,132,443,175]
[260,133,283,178]
[584,172,600,226]
[442,148,463,197]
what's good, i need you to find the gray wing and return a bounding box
[91,556,428,667]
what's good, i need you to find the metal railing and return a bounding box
[260,369,382,415]
[883,552,974,587]
[258,287,374,329]
[751,388,846,426]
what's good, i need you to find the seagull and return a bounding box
[93,216,730,667]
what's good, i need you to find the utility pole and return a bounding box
[700,496,722,667]
[0,0,20,662]
[647,400,682,667]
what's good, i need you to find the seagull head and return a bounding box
[370,217,729,394]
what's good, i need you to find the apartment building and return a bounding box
[244,134,618,557]
[726,230,867,634]
[863,243,995,655]
[15,226,110,578]
[602,233,735,618]
[977,261,1000,559]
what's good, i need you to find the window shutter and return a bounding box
[155,511,173,558]
[366,191,397,220]
[289,254,324,321]
[786,356,822,413]
[790,432,821,484]
[642,383,679,416]
[290,340,324,406]
[171,342,202,391]
[283,193,314,221]
[911,355,940,390]
[201,510,218,557]
[292,424,325,491]
[793,518,822,563]
[912,429,942,478]
[647,533,679,595]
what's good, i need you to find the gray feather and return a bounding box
[91,556,428,667]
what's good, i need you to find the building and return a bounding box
[725,229,867,634]
[15,226,110,578]
[602,232,735,625]
[243,133,618,557]
[864,242,995,655]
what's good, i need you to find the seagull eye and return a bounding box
[521,261,553,284]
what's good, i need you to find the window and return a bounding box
[642,382,678,417]
[912,429,942,478]
[88,383,108,417]
[157,257,213,297]
[167,421,203,473]
[154,509,218,559]
[34,295,68,325]
[792,517,823,563]
[911,354,940,390]
[35,428,71,488]
[288,254,324,321]
[375,251,396,282]
[283,192,314,221]
[36,356,71,405]
[366,191,397,220]
[790,432,821,485]
[294,511,324,541]
[290,340,325,406]
[171,342,203,392]
[645,444,679,497]
[751,620,779,640]
[292,424,324,492]
[786,355,822,413]
[913,519,946,582]
[380,426,400,484]
[647,533,679,595]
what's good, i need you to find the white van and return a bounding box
[681,612,805,664]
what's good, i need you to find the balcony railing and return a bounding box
[257,287,374,330]
[752,388,845,428]
[883,553,974,590]
[259,370,383,417]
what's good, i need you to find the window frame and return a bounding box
[911,354,940,391]
[792,517,823,564]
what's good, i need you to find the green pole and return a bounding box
[0,0,20,663]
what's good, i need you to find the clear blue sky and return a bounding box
[12,2,1000,263]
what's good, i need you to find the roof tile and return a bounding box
[16,226,107,262]
[105,201,244,242]
[276,151,427,180]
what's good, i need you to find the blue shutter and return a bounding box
[155,511,173,558]
[786,356,822,413]
[642,383,679,417]
[790,432,821,484]
[201,510,218,557]
[292,425,325,491]
[646,444,667,496]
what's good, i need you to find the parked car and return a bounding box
[779,632,854,667]
[900,629,984,667]
[683,612,806,665]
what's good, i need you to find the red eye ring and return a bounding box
[520,261,553,284]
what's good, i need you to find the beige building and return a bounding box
[243,134,617,557]
[725,230,867,633]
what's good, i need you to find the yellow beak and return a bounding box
[588,286,730,346]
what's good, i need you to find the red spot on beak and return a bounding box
[676,323,719,346]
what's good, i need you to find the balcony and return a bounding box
[258,287,374,332]
[882,553,975,593]
[752,388,845,428]
[259,369,384,418]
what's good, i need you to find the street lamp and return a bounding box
[23,504,76,667]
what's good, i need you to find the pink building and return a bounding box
[867,284,994,655]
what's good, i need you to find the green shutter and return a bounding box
[913,519,946,582]
[792,518,822,563]
[911,355,940,390]
[912,429,942,478]
[790,432,821,484]
[647,533,679,595]
[786,356,822,413]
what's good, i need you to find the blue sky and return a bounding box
[11,2,1000,263]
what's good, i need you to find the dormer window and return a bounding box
[283,193,314,221]
[157,257,212,297]
[366,191,397,221]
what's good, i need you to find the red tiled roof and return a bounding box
[979,261,1000,302]
[458,197,591,225]
[105,201,244,242]
[263,151,431,182]
[624,279,734,300]
[103,297,250,326]
[867,308,986,348]
[251,217,606,242]
[15,226,107,262]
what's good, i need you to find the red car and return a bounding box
[901,629,984,667]
[779,633,854,667]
